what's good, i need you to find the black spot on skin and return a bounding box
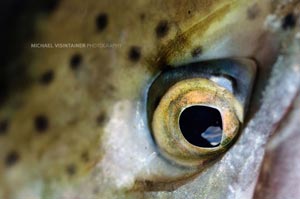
[188,10,191,15]
[128,46,141,62]
[70,53,82,70]
[66,164,77,176]
[282,13,296,30]
[0,119,9,135]
[5,151,19,167]
[81,151,90,162]
[34,115,49,133]
[96,112,107,126]
[155,20,169,38]
[140,13,145,21]
[39,70,54,85]
[247,4,260,20]
[96,13,108,31]
[191,46,203,58]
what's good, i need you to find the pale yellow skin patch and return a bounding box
[0,0,283,198]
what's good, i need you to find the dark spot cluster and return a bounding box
[40,69,54,85]
[155,20,169,38]
[0,119,9,135]
[70,53,82,70]
[5,150,19,167]
[128,46,141,62]
[34,114,49,133]
[282,13,296,30]
[96,13,108,31]
[191,46,203,58]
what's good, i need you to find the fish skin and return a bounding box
[0,0,299,198]
[254,1,300,197]
[254,87,300,199]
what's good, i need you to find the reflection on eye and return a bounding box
[147,59,256,167]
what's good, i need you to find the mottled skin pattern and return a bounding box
[0,0,299,198]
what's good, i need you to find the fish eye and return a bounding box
[147,58,256,167]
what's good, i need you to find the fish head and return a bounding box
[0,0,299,199]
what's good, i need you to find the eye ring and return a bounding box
[152,78,243,166]
[147,58,256,167]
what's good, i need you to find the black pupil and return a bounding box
[179,106,223,148]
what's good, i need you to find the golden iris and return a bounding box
[152,78,243,166]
